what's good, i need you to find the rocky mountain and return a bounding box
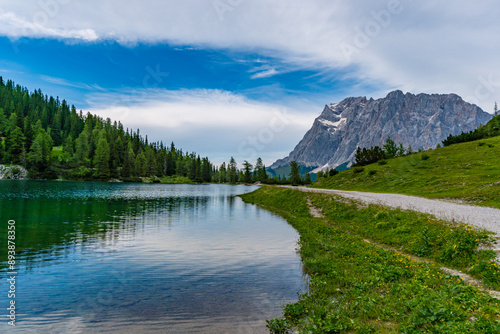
[271,90,493,171]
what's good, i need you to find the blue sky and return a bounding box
[0,0,499,165]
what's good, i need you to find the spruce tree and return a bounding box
[289,161,302,185]
[219,162,227,183]
[383,136,399,158]
[27,129,52,177]
[6,126,26,163]
[94,131,111,180]
[304,170,312,184]
[228,157,237,183]
[122,142,135,178]
[243,160,253,183]
[135,150,147,176]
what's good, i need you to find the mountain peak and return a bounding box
[271,92,493,170]
[386,90,405,99]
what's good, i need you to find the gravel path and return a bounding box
[280,186,500,235]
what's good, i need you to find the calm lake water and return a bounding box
[0,181,306,333]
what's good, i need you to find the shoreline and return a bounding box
[240,186,500,333]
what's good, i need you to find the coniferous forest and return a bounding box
[0,76,304,183]
[0,77,293,184]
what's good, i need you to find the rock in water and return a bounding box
[0,165,28,179]
[271,90,493,171]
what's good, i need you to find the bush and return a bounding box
[329,169,339,177]
[354,146,386,166]
[10,166,21,175]
[352,167,365,174]
[70,166,94,180]
[368,170,377,176]
[266,318,290,334]
[122,176,143,183]
[421,153,430,161]
[478,142,486,146]
[378,159,388,165]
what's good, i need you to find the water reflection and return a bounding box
[0,181,306,333]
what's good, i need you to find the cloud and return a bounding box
[1,1,499,111]
[86,88,318,165]
[251,68,279,79]
[0,0,500,111]
[0,10,98,41]
[40,75,104,90]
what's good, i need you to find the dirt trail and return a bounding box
[299,187,500,299]
[281,186,500,234]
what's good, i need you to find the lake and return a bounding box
[0,181,306,333]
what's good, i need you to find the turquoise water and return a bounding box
[0,181,305,333]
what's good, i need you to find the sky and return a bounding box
[0,0,499,165]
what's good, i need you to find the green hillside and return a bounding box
[313,136,500,209]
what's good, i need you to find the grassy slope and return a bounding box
[313,136,500,209]
[240,187,500,333]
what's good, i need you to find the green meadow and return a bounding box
[241,187,500,333]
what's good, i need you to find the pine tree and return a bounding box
[243,160,253,183]
[304,170,312,184]
[145,146,157,176]
[383,136,399,158]
[74,131,90,166]
[254,157,268,183]
[0,139,4,163]
[289,161,302,185]
[228,157,237,183]
[201,157,212,182]
[121,142,135,178]
[219,162,227,183]
[27,129,53,177]
[6,126,26,163]
[135,150,147,176]
[0,108,7,137]
[63,135,75,156]
[195,156,202,182]
[495,102,498,116]
[93,131,110,180]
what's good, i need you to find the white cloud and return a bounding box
[0,10,98,41]
[40,75,105,90]
[1,0,499,111]
[87,88,318,165]
[251,68,279,79]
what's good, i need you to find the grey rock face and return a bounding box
[271,90,493,170]
[0,165,28,179]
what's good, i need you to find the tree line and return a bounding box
[0,77,289,184]
[352,136,409,167]
[442,108,500,147]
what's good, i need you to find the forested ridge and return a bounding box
[0,77,277,183]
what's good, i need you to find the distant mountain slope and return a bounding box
[271,90,493,170]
